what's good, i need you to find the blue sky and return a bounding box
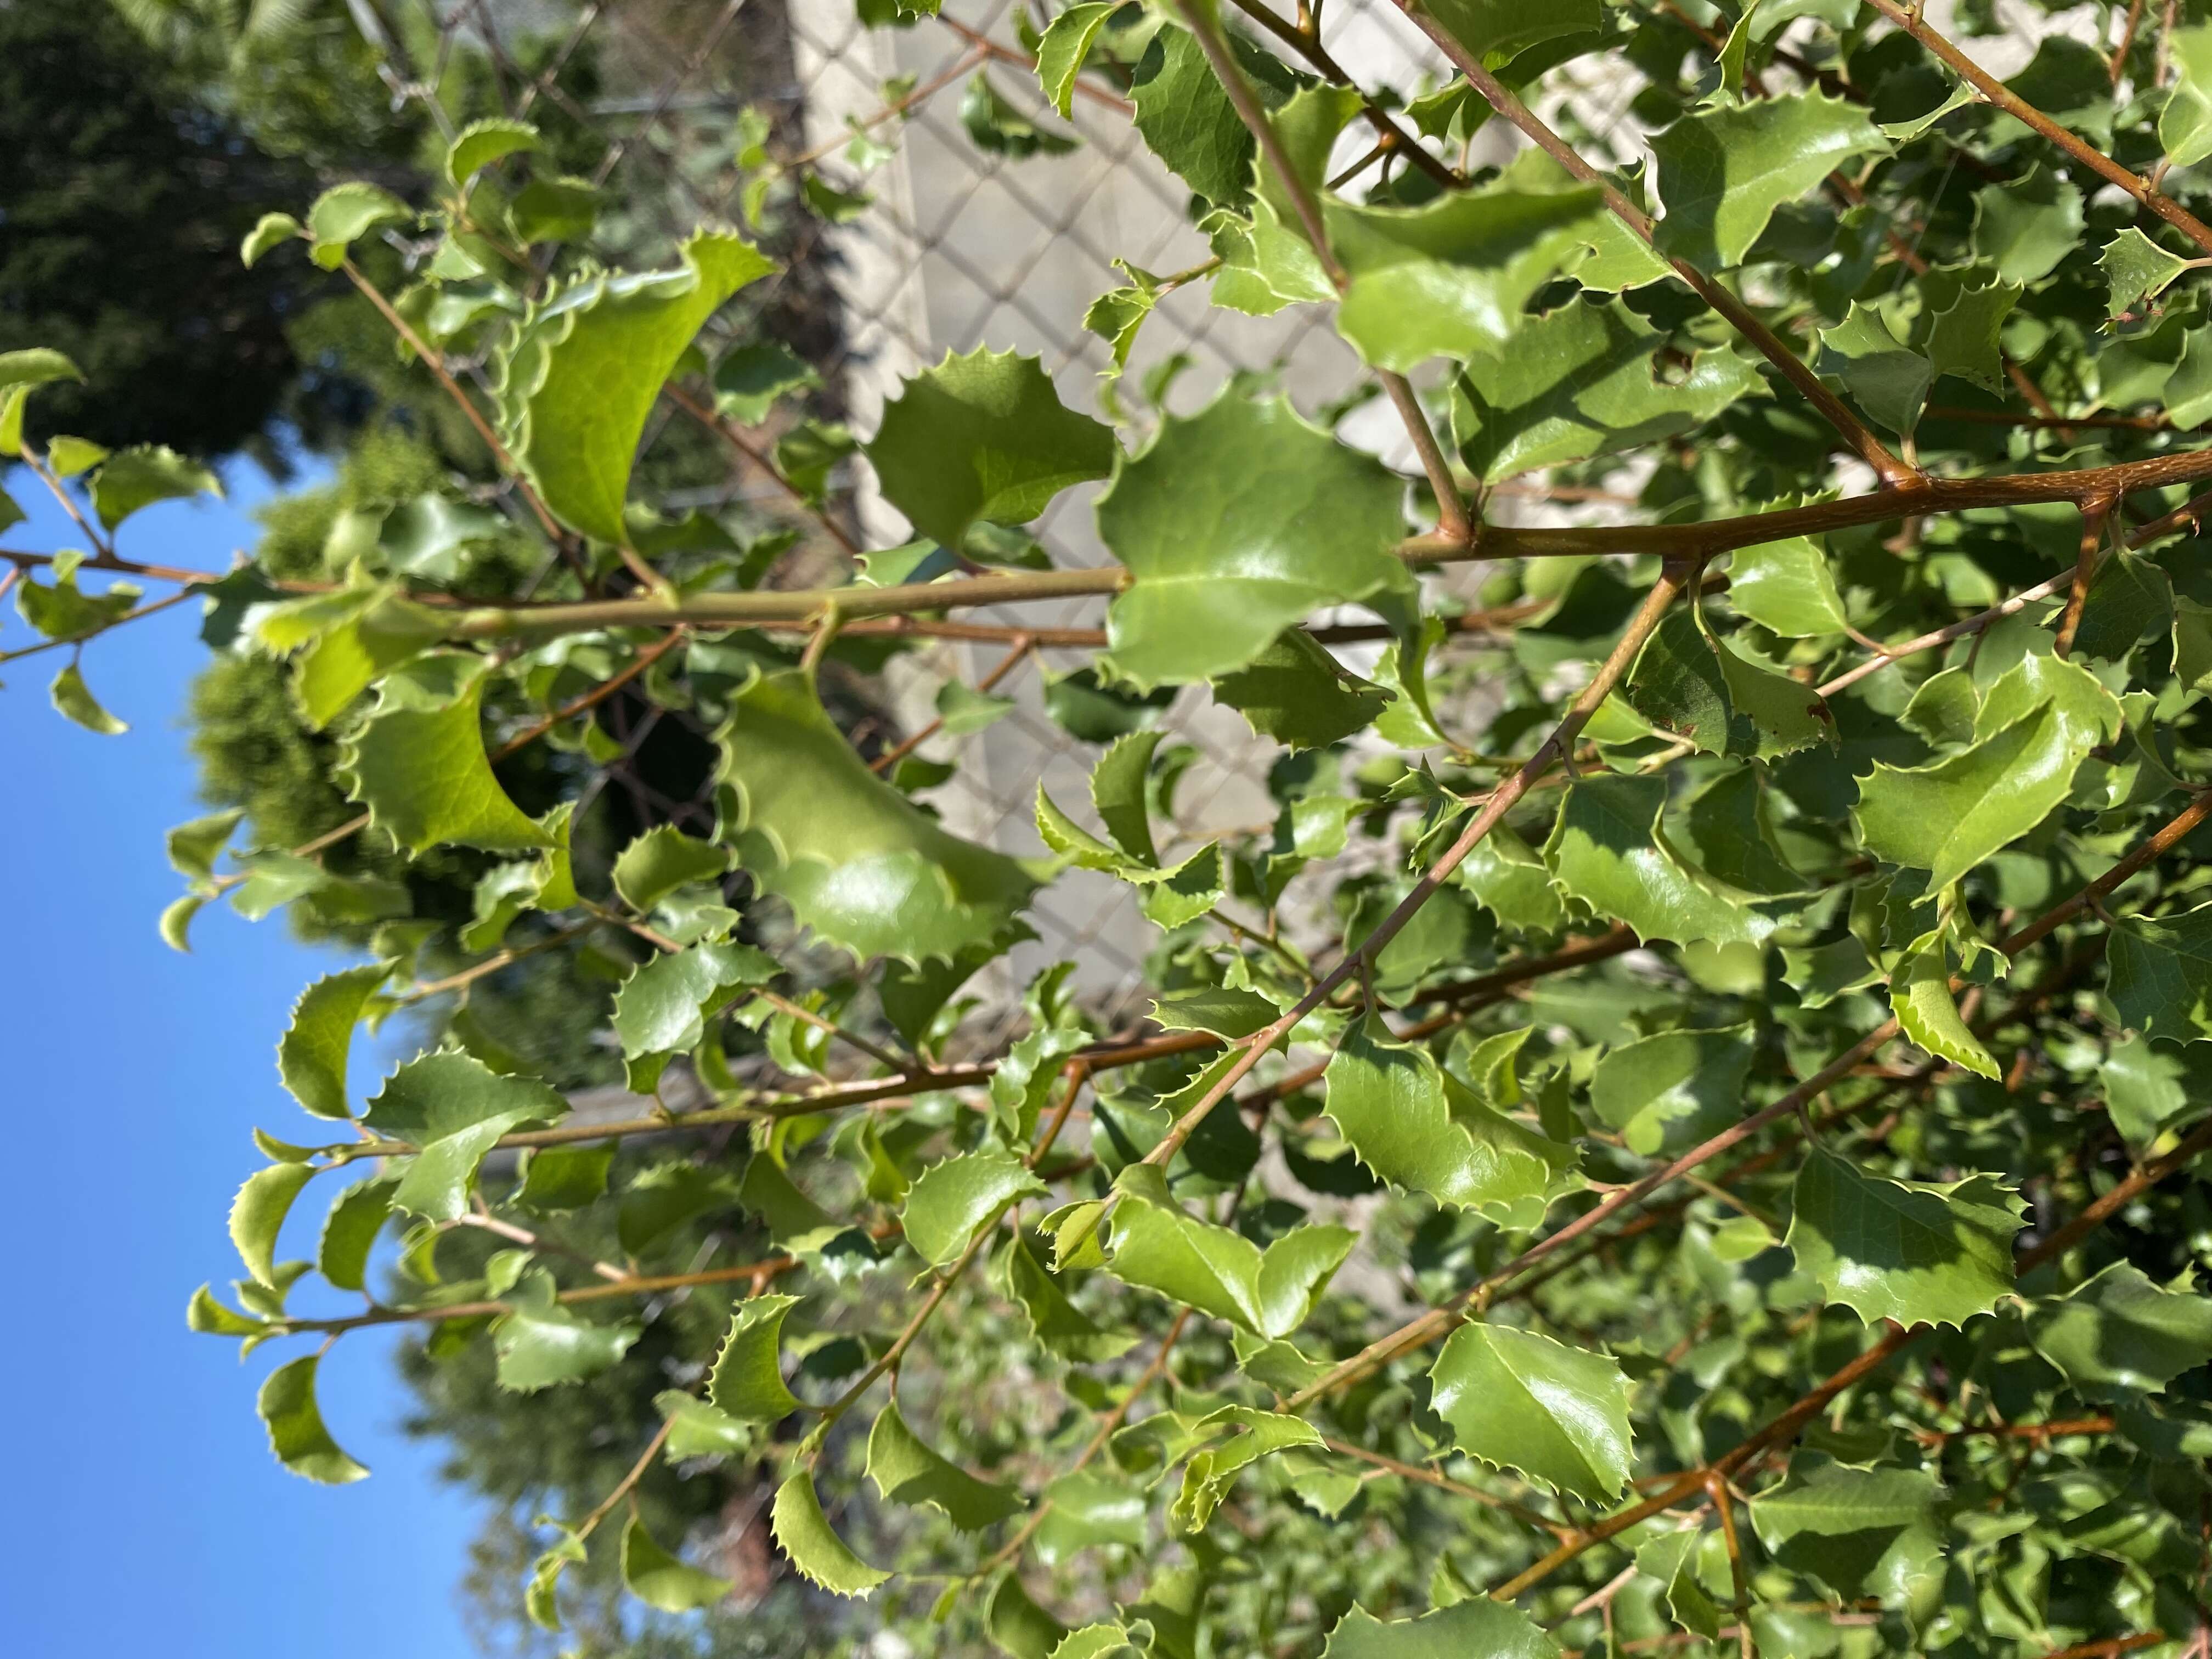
[1,460,484,1655]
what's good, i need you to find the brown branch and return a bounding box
[870,633,1035,774]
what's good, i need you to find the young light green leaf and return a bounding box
[704,1293,803,1421]
[902,1148,1047,1268]
[1108,1164,1355,1339]
[495,229,775,544]
[340,655,555,856]
[492,1271,641,1391]
[258,1355,369,1483]
[1322,1600,1559,1658]
[865,347,1116,554]
[1322,1017,1576,1219]
[611,940,777,1089]
[1544,772,1778,947]
[1651,92,1887,271]
[2031,1262,2212,1400]
[1785,1146,2024,1328]
[359,1051,565,1221]
[240,211,302,267]
[229,1161,315,1286]
[446,116,543,187]
[770,1470,890,1597]
[867,1401,1024,1530]
[49,662,127,733]
[277,963,390,1120]
[717,669,1039,964]
[612,824,734,912]
[306,181,409,268]
[0,347,82,456]
[1171,1406,1323,1533]
[619,1512,731,1612]
[317,1177,397,1293]
[1429,1322,1634,1502]
[1099,393,1412,687]
[1036,4,1116,117]
[1891,929,2000,1080]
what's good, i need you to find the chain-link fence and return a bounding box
[398,0,1658,1042]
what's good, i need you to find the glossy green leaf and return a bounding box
[1785,1146,2023,1328]
[229,1161,314,1286]
[494,229,775,544]
[0,347,81,456]
[1635,1531,1724,1640]
[703,1293,803,1421]
[1422,0,1598,61]
[446,116,542,187]
[359,1051,565,1222]
[1623,607,1829,758]
[492,1271,641,1391]
[1099,393,1412,687]
[1747,1459,1938,1549]
[865,347,1115,554]
[619,1513,731,1612]
[1127,25,1292,207]
[902,1148,1047,1268]
[2031,1262,2212,1399]
[611,941,777,1088]
[2163,25,2212,166]
[240,211,302,267]
[317,1177,396,1293]
[1651,93,1887,271]
[1457,822,1567,933]
[1036,3,1116,117]
[1003,1232,1137,1362]
[305,181,409,267]
[1590,1022,1756,1156]
[989,1571,1071,1659]
[1544,772,1777,947]
[1108,1163,1355,1339]
[1816,303,1930,434]
[1892,929,2000,1080]
[258,1355,368,1483]
[1971,166,2083,286]
[1853,698,2079,891]
[867,1401,1024,1530]
[2104,1031,2212,1149]
[770,1470,889,1597]
[1171,1405,1322,1532]
[1322,1601,1558,1658]
[277,964,388,1120]
[613,825,734,912]
[2101,229,2188,321]
[1429,1322,1634,1502]
[339,655,554,856]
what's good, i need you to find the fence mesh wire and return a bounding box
[400,0,1651,1036]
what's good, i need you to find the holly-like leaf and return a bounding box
[305,181,409,268]
[339,654,555,856]
[771,1470,889,1597]
[865,347,1115,555]
[1747,1459,1938,1550]
[902,1148,1046,1269]
[1971,165,2084,286]
[240,211,302,268]
[866,1401,1024,1530]
[1429,1322,1635,1503]
[494,229,775,544]
[1107,1163,1355,1339]
[1457,822,1568,933]
[88,444,221,531]
[1635,1531,1725,1640]
[1421,0,1599,62]
[2104,1031,2212,1149]
[1590,1022,1756,1156]
[2163,24,2212,167]
[619,1513,731,1612]
[1322,1601,1559,1658]
[1921,267,2022,394]
[610,940,777,1089]
[49,663,127,733]
[1651,93,1887,271]
[1784,1146,2024,1328]
[1171,1406,1323,1533]
[1853,698,2081,892]
[277,964,390,1120]
[446,116,543,187]
[1816,303,1931,435]
[229,1161,315,1287]
[2108,902,2212,1042]
[1891,929,2001,1080]
[360,1051,565,1221]
[1036,2,1116,117]
[1322,1017,1576,1221]
[1212,629,1389,749]
[704,1293,804,1421]
[2032,1262,2212,1400]
[1622,608,1830,759]
[258,1355,368,1483]
[1098,393,1412,687]
[317,1177,396,1292]
[2101,229,2188,321]
[1450,299,1760,482]
[716,668,1039,964]
[989,1571,1071,1658]
[492,1271,641,1391]
[1127,25,1294,207]
[0,346,81,455]
[612,825,734,912]
[1544,772,1778,947]
[1003,1232,1137,1363]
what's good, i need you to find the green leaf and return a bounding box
[657,1389,757,1460]
[712,340,820,425]
[0,347,82,456]
[1457,822,1567,933]
[1971,166,2083,286]
[1590,1022,1757,1156]
[1128,25,1293,207]
[1003,1232,1138,1362]
[1921,268,2023,394]
[2101,229,2188,321]
[492,1271,641,1391]
[339,656,556,856]
[524,1528,585,1631]
[48,662,127,733]
[187,1282,267,1338]
[1449,299,1759,482]
[306,181,409,268]
[494,229,775,544]
[1171,1406,1323,1533]
[89,444,221,531]
[2104,1031,2212,1150]
[360,1051,565,1222]
[1635,1531,1724,1640]
[1784,1146,2024,1328]
[1322,1017,1576,1220]
[611,941,777,1088]
[902,1148,1047,1268]
[1651,92,1887,271]
[2032,1262,2212,1400]
[989,1572,1071,1659]
[1331,181,1610,372]
[865,347,1115,555]
[617,1161,742,1256]
[258,1355,368,1483]
[613,824,735,912]
[2163,25,2212,166]
[867,1401,1025,1530]
[46,435,106,477]
[1544,772,1778,947]
[1322,1601,1559,1658]
[962,71,1080,158]
[1150,985,1279,1040]
[278,964,390,1120]
[1037,3,1116,117]
[706,1293,804,1421]
[1680,768,1807,896]
[1212,629,1389,749]
[1032,1470,1147,1562]
[619,1513,731,1612]
[1853,699,2079,892]
[1099,393,1411,687]
[938,678,1016,735]
[1622,608,1829,759]
[770,1470,889,1598]
[1891,929,2000,1080]
[165,809,245,882]
[717,668,1039,963]
[447,116,543,187]
[2108,902,2212,1042]
[1747,1458,1938,1572]
[240,211,302,268]
[229,1161,315,1286]
[1815,304,1931,435]
[1429,1322,1635,1501]
[1421,0,1599,61]
[317,1177,396,1292]
[1108,1163,1355,1339]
